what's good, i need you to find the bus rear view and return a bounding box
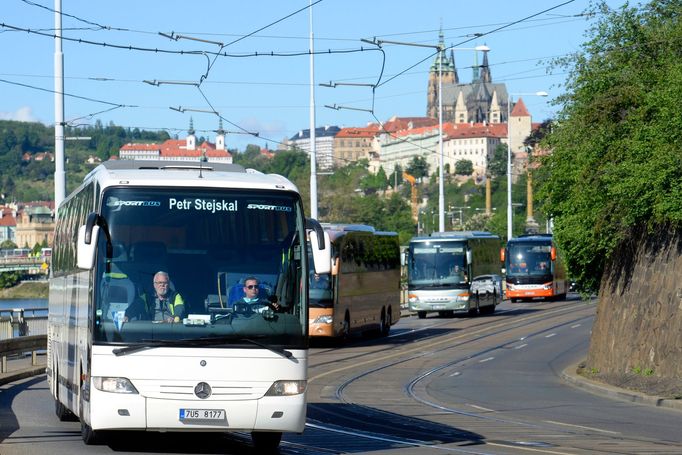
[502,234,567,302]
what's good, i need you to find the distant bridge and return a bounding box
[0,257,49,275]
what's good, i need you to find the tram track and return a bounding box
[302,299,682,454]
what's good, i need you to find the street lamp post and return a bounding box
[507,91,548,240]
[364,37,488,233]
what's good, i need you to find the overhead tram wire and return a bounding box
[373,0,575,89]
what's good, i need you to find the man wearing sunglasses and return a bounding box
[237,276,281,312]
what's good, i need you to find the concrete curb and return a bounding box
[561,363,682,412]
[0,366,45,386]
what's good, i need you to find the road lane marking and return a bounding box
[514,343,528,350]
[479,357,494,363]
[545,333,556,338]
[467,404,495,412]
[571,324,581,328]
[544,420,621,435]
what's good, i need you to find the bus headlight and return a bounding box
[265,380,306,396]
[313,315,333,324]
[92,376,139,394]
[456,292,470,302]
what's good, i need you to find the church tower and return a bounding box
[426,29,456,119]
[186,117,196,150]
[215,118,226,150]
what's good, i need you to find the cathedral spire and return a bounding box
[430,26,454,73]
[188,117,195,136]
[480,48,491,83]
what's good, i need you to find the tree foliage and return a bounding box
[406,155,429,179]
[537,0,682,292]
[454,159,474,176]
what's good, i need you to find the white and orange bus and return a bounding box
[501,234,568,302]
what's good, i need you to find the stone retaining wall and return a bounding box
[586,224,682,378]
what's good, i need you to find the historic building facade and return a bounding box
[119,119,233,163]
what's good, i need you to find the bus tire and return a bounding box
[468,297,479,317]
[54,366,76,422]
[417,311,426,319]
[81,420,102,445]
[381,309,391,337]
[480,302,495,315]
[341,313,351,341]
[251,431,282,452]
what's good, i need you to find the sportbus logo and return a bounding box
[107,200,161,207]
[247,203,292,212]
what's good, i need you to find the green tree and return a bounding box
[0,240,17,249]
[488,144,507,178]
[406,156,429,179]
[537,0,682,292]
[454,159,474,176]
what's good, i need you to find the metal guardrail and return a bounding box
[0,308,47,340]
[0,334,46,373]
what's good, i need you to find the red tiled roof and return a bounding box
[121,139,231,158]
[443,122,507,139]
[120,143,161,151]
[392,124,440,138]
[382,117,438,133]
[511,98,530,117]
[335,125,380,138]
[0,214,16,227]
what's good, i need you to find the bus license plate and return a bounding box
[179,409,226,421]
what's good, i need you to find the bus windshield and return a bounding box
[507,242,552,277]
[408,241,467,286]
[93,187,307,347]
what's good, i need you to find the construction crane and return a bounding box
[402,172,418,222]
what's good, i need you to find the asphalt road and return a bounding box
[2,296,681,454]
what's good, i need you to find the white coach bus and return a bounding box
[406,231,502,318]
[47,160,330,451]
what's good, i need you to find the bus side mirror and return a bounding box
[551,246,557,262]
[401,251,407,266]
[500,247,506,262]
[308,229,331,274]
[77,224,99,270]
[466,249,472,265]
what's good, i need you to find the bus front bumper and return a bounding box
[89,386,306,432]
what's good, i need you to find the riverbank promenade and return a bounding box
[0,352,46,386]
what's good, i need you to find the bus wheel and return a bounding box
[54,366,76,422]
[480,303,495,315]
[468,298,479,317]
[341,314,351,340]
[81,420,102,445]
[381,310,391,337]
[251,431,282,452]
[417,311,426,319]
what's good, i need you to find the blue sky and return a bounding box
[1,0,628,151]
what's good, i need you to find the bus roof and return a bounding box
[410,231,499,242]
[508,234,554,244]
[319,223,398,241]
[80,160,299,194]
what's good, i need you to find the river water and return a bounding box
[0,298,48,316]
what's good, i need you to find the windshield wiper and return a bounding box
[112,339,184,356]
[112,336,294,360]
